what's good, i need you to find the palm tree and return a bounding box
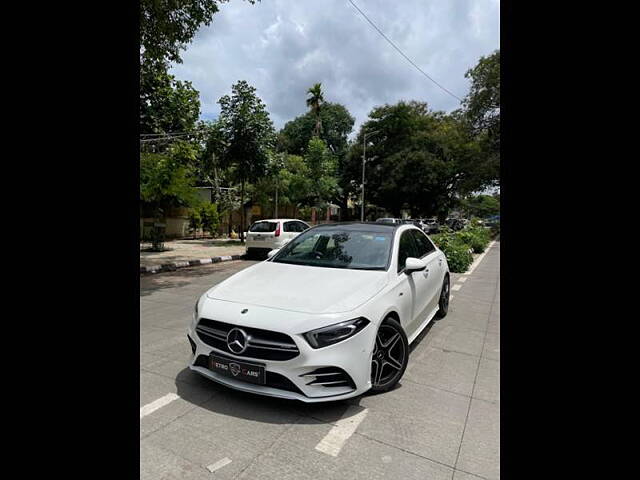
[306,83,324,137]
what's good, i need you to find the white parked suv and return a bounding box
[245,219,310,259]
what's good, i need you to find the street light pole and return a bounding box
[361,130,379,221]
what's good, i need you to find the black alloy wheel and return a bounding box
[436,274,450,318]
[370,317,409,392]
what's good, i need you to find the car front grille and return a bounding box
[195,318,300,361]
[299,367,356,390]
[192,354,304,396]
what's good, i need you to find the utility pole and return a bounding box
[361,130,380,221]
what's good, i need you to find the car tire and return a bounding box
[370,317,409,393]
[436,274,450,319]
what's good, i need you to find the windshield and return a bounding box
[249,221,278,232]
[272,228,393,270]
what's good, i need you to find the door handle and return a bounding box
[423,268,429,277]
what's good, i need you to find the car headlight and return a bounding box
[303,318,370,349]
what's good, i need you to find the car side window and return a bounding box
[297,221,309,231]
[283,221,295,232]
[410,229,435,258]
[397,231,418,273]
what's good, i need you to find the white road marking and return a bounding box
[207,458,232,473]
[139,393,180,419]
[464,240,496,275]
[452,284,462,291]
[315,406,369,457]
[458,277,467,283]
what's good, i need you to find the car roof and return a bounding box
[311,221,402,232]
[252,218,306,223]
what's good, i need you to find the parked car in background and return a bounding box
[245,219,310,259]
[423,219,440,234]
[484,215,500,228]
[446,218,466,231]
[401,218,424,230]
[375,218,403,225]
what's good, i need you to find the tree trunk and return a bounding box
[240,180,245,243]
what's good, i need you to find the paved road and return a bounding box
[140,242,500,480]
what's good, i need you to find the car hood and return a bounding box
[206,261,388,314]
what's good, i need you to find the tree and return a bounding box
[140,63,201,135]
[306,83,325,136]
[345,101,494,220]
[140,1,259,137]
[277,102,354,157]
[460,194,500,218]
[140,0,258,66]
[200,203,221,236]
[304,137,338,207]
[463,50,500,186]
[216,80,275,241]
[140,144,202,228]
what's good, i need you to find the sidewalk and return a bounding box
[404,240,500,478]
[140,238,246,274]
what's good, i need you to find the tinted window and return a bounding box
[283,221,297,232]
[296,221,309,231]
[410,229,436,257]
[273,228,393,270]
[249,221,277,232]
[397,231,418,273]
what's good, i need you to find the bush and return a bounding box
[200,203,220,237]
[188,209,202,238]
[457,225,491,253]
[430,232,474,273]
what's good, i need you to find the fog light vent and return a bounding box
[300,367,356,389]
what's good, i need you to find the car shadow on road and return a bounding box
[174,367,368,426]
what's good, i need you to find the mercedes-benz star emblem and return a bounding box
[226,328,248,354]
[229,362,241,376]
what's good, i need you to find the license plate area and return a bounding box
[209,354,266,385]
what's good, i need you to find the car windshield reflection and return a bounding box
[272,229,392,270]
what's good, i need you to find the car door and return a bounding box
[282,221,299,244]
[395,229,432,338]
[410,229,443,315]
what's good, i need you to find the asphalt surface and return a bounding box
[140,242,500,480]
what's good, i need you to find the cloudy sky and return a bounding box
[170,0,500,134]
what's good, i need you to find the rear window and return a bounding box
[249,221,278,233]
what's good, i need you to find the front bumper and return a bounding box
[187,320,375,403]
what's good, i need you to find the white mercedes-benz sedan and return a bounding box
[187,222,450,402]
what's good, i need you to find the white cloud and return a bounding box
[170,0,500,133]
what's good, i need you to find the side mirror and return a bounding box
[267,249,280,259]
[405,257,427,274]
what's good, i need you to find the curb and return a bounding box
[140,254,246,275]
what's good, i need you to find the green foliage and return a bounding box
[277,102,354,158]
[457,225,490,254]
[140,62,201,136]
[431,223,491,272]
[463,50,500,187]
[217,80,275,185]
[305,137,339,206]
[188,209,202,237]
[140,147,201,218]
[306,83,325,136]
[140,0,258,66]
[200,203,220,236]
[346,101,495,219]
[431,233,474,273]
[461,194,500,218]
